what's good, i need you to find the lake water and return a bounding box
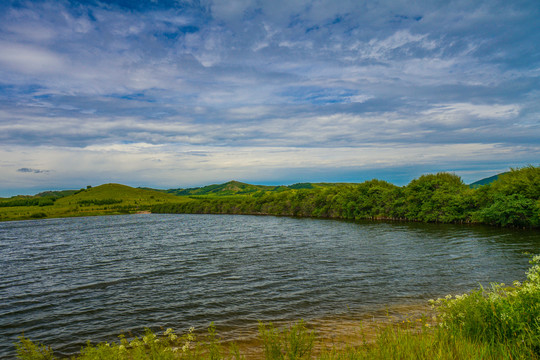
[1,214,539,358]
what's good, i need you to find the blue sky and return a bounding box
[0,0,539,196]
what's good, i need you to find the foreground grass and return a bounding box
[16,256,540,359]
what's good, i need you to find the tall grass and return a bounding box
[16,257,540,359]
[258,320,315,360]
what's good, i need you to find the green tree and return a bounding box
[404,172,470,222]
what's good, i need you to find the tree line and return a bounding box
[151,166,540,228]
[0,197,55,207]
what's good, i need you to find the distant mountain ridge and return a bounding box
[163,180,348,196]
[165,180,286,196]
[1,172,511,199]
[469,172,509,188]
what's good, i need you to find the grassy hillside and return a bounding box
[165,180,287,196]
[0,184,191,222]
[34,189,79,198]
[165,180,347,197]
[56,183,184,205]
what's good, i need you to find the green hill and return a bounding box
[165,180,347,196]
[0,184,190,222]
[34,190,78,198]
[166,180,287,196]
[56,183,184,205]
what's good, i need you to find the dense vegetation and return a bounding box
[16,255,540,359]
[152,166,540,228]
[1,166,538,227]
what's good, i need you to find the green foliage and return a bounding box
[319,323,536,359]
[472,166,540,227]
[2,166,539,227]
[469,172,508,188]
[0,197,56,207]
[78,198,123,206]
[29,212,47,219]
[152,166,540,228]
[258,321,315,360]
[167,181,281,196]
[287,183,314,190]
[0,184,191,222]
[490,166,540,199]
[432,255,540,353]
[476,194,539,227]
[16,336,54,360]
[34,190,78,199]
[403,172,471,223]
[166,181,338,196]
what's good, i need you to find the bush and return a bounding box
[29,212,47,219]
[476,194,539,228]
[15,336,54,360]
[431,255,540,352]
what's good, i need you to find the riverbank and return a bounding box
[214,302,436,359]
[14,302,437,360]
[16,290,538,359]
[151,166,540,229]
[2,166,539,227]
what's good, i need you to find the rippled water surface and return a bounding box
[1,214,539,358]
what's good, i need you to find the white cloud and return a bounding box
[361,30,435,61]
[2,141,537,192]
[4,23,57,41]
[0,0,538,194]
[423,103,520,125]
[347,94,374,103]
[209,0,254,22]
[0,41,66,74]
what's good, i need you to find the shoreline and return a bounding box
[194,301,435,359]
[10,300,436,359]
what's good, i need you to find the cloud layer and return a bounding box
[0,0,539,195]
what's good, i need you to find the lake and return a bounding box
[1,214,539,358]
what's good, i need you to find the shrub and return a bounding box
[15,336,54,360]
[431,255,540,353]
[29,212,47,219]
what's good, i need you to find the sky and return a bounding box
[0,0,539,196]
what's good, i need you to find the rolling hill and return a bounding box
[164,180,348,196]
[0,183,191,221]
